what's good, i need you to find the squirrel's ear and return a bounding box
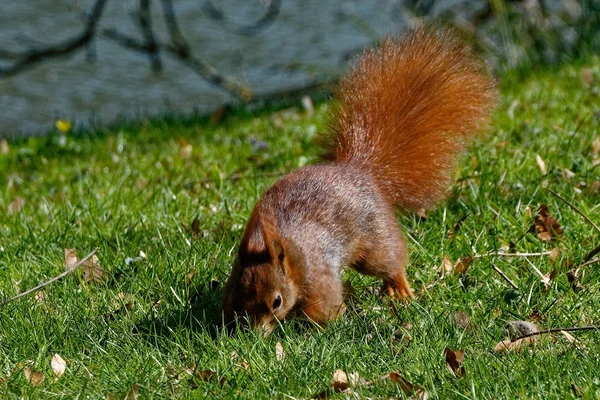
[263,230,286,273]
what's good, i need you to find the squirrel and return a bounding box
[221,27,496,332]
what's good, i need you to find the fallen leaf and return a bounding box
[190,368,226,386]
[275,342,285,362]
[191,218,200,239]
[55,119,72,134]
[442,255,453,275]
[581,67,594,86]
[126,383,139,400]
[534,204,563,242]
[493,337,535,353]
[452,311,471,330]
[536,154,547,175]
[7,197,25,214]
[541,269,557,291]
[35,291,46,303]
[51,353,66,378]
[549,247,559,264]
[301,95,314,115]
[444,348,465,378]
[382,372,427,399]
[0,139,8,154]
[560,330,578,343]
[64,248,78,271]
[180,143,193,160]
[571,383,585,397]
[454,256,472,275]
[82,255,105,284]
[567,269,584,292]
[24,366,45,387]
[332,369,348,392]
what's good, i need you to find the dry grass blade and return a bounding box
[547,188,600,234]
[0,248,98,307]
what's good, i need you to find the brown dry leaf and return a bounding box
[191,368,226,386]
[593,137,600,156]
[382,372,428,399]
[549,247,559,264]
[571,383,585,397]
[567,269,584,292]
[82,255,105,284]
[301,95,314,116]
[126,383,140,400]
[35,291,46,303]
[64,248,78,271]
[444,348,465,378]
[494,337,535,353]
[541,269,557,291]
[534,204,563,242]
[7,197,25,214]
[416,208,428,219]
[442,255,453,275]
[180,144,193,160]
[452,311,471,330]
[24,366,45,387]
[275,342,285,362]
[332,369,349,392]
[560,330,578,343]
[1,139,8,154]
[51,353,66,378]
[191,218,200,240]
[535,154,547,175]
[454,256,472,275]
[581,67,594,86]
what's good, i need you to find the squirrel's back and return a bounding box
[323,27,496,212]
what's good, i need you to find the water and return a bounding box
[0,0,415,138]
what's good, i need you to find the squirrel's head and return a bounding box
[221,214,301,333]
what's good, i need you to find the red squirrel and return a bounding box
[222,27,496,332]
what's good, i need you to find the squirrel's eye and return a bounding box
[272,294,282,310]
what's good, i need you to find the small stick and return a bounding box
[547,188,600,234]
[583,244,600,263]
[510,325,598,343]
[576,257,600,269]
[491,263,519,290]
[473,251,552,259]
[0,249,98,307]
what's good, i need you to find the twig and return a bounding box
[0,249,98,307]
[491,263,519,290]
[583,244,600,263]
[510,325,598,343]
[473,251,552,259]
[0,0,109,78]
[576,257,600,269]
[547,188,600,234]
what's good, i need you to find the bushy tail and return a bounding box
[323,27,496,212]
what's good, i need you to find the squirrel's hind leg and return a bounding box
[351,227,414,299]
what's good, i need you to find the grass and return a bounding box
[1,56,600,399]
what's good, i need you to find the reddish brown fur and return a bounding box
[222,27,496,332]
[325,27,496,211]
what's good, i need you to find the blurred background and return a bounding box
[0,0,598,138]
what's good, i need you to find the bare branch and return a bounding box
[0,0,109,78]
[491,263,519,290]
[510,325,598,343]
[0,249,98,307]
